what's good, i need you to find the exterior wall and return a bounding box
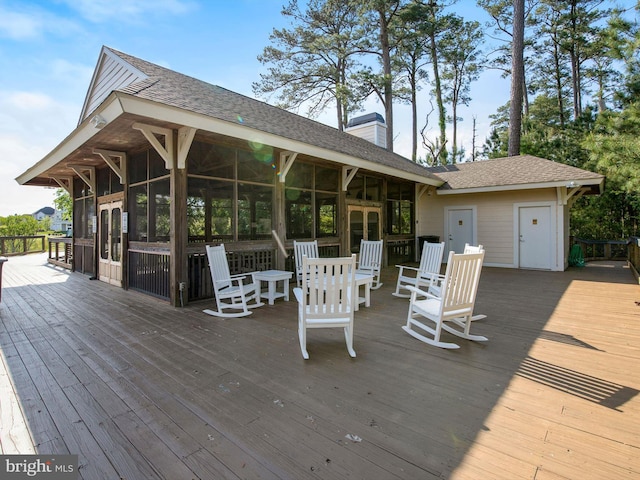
[418,188,565,270]
[344,122,387,149]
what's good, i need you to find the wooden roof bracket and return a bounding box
[342,166,358,191]
[177,126,196,169]
[278,151,298,183]
[94,149,127,184]
[417,184,430,200]
[559,185,585,207]
[50,176,73,195]
[132,122,175,169]
[69,165,96,193]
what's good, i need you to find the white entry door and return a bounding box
[446,208,474,257]
[519,205,552,269]
[98,200,123,286]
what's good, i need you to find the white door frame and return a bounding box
[513,201,559,271]
[444,206,477,259]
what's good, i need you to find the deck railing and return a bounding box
[571,238,628,261]
[628,237,640,282]
[128,249,171,300]
[48,236,73,269]
[0,235,46,255]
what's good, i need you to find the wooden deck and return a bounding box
[1,253,639,479]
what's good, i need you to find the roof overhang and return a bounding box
[436,178,604,196]
[17,92,441,188]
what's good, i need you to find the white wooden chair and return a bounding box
[460,244,487,321]
[402,250,487,349]
[430,243,485,298]
[464,243,484,253]
[293,240,319,287]
[293,254,357,359]
[392,241,445,298]
[203,244,264,318]
[356,239,383,290]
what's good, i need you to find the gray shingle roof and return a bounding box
[108,47,440,183]
[429,155,604,191]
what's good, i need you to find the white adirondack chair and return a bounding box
[392,241,445,298]
[293,240,319,287]
[356,239,383,290]
[203,244,264,318]
[402,250,487,349]
[293,254,357,359]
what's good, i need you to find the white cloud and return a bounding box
[0,133,57,216]
[0,90,78,216]
[0,7,42,39]
[62,0,197,23]
[0,4,84,40]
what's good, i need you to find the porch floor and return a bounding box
[1,253,639,479]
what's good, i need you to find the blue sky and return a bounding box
[1,0,630,217]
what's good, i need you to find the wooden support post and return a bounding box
[170,130,188,307]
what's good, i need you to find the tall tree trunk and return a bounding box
[379,8,394,151]
[426,1,447,165]
[552,33,566,128]
[569,0,582,119]
[452,101,458,163]
[522,68,529,116]
[411,73,418,161]
[508,0,525,157]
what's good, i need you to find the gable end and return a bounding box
[78,46,147,124]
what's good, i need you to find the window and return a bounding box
[186,140,274,242]
[346,174,381,201]
[387,181,414,235]
[96,167,123,197]
[285,162,339,239]
[238,183,272,240]
[73,177,94,239]
[128,149,171,242]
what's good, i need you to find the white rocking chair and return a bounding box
[293,255,357,359]
[402,250,487,349]
[430,243,485,298]
[393,241,445,298]
[464,243,484,254]
[293,240,319,287]
[203,244,264,318]
[356,239,383,290]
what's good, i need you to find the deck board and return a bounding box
[0,253,639,479]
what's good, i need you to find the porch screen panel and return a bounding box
[129,184,147,241]
[387,181,414,235]
[238,183,272,240]
[316,193,338,237]
[150,179,171,242]
[286,190,312,239]
[187,177,233,242]
[238,148,275,184]
[285,162,339,240]
[186,140,274,242]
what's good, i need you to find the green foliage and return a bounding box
[0,214,41,236]
[53,189,73,221]
[577,102,640,238]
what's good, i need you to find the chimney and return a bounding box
[345,113,387,148]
